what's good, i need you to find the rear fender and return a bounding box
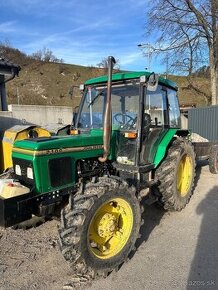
[153,129,190,168]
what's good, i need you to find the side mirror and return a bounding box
[69,85,84,99]
[147,73,159,91]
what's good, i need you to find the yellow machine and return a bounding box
[0,125,50,173]
[0,60,51,174]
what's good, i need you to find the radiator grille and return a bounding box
[49,157,72,187]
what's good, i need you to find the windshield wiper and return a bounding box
[88,89,105,108]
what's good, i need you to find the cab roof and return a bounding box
[85,71,178,91]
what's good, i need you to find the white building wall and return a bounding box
[0,105,72,133]
[7,105,72,126]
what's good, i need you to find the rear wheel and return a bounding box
[155,139,196,211]
[58,176,141,280]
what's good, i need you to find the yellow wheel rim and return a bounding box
[88,198,133,260]
[177,154,193,197]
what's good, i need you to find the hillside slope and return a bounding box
[6,61,106,109]
[4,48,210,108]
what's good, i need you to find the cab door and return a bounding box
[141,85,169,164]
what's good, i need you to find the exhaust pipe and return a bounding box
[99,56,116,163]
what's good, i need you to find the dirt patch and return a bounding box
[0,165,217,290]
[0,220,73,290]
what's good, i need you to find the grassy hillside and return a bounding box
[7,61,106,109]
[4,47,210,109]
[170,75,210,107]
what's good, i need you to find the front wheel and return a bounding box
[58,177,141,279]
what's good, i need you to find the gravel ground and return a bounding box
[0,162,217,290]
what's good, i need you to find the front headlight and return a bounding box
[15,164,21,175]
[27,167,33,179]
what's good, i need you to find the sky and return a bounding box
[0,0,165,72]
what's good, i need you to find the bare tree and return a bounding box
[0,41,29,65]
[97,57,120,73]
[145,0,218,105]
[30,47,63,63]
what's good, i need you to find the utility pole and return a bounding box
[16,87,20,105]
[138,43,153,71]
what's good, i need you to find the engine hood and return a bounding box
[13,129,104,155]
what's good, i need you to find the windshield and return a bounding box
[77,80,140,130]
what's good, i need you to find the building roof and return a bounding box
[85,71,178,90]
[0,58,21,76]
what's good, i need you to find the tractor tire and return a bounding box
[58,176,141,282]
[155,138,196,211]
[209,146,218,174]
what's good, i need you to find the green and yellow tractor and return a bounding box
[0,57,196,280]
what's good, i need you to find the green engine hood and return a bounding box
[13,129,104,155]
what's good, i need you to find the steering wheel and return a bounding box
[114,113,137,129]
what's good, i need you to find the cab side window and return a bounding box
[167,89,180,128]
[144,86,167,127]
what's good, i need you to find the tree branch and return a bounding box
[185,0,212,46]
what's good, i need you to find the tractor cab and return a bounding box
[76,71,181,169]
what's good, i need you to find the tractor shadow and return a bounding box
[187,186,218,289]
[193,160,205,190]
[134,202,165,252]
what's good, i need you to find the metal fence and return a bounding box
[188,105,218,142]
